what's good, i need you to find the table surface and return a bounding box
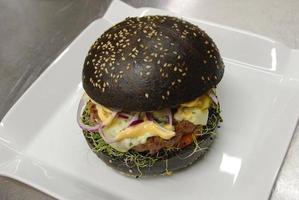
[0,0,298,199]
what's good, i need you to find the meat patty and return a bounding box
[133,120,201,154]
[175,120,197,135]
[133,132,183,154]
[89,103,100,124]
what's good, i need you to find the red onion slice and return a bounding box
[98,125,117,144]
[127,114,138,125]
[208,90,219,104]
[145,112,154,121]
[129,119,144,126]
[118,112,130,119]
[77,95,118,144]
[167,109,173,126]
[77,96,101,131]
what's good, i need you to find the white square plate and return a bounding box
[1,1,299,199]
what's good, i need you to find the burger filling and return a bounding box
[78,89,220,154]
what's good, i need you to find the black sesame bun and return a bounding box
[82,15,224,111]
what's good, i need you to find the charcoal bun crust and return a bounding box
[83,15,224,111]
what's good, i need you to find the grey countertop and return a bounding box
[0,0,298,199]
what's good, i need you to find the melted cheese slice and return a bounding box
[174,94,211,125]
[95,104,116,126]
[85,93,116,126]
[181,94,211,109]
[102,118,175,152]
[84,92,212,152]
[174,107,209,125]
[115,121,175,141]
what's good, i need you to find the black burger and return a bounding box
[77,16,224,177]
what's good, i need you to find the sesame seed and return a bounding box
[145,93,149,98]
[182,72,186,76]
[201,76,205,80]
[205,41,209,45]
[203,60,207,64]
[177,79,182,83]
[167,91,170,96]
[162,95,165,100]
[146,72,150,75]
[146,65,151,69]
[174,67,177,71]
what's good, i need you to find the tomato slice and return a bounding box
[178,133,195,148]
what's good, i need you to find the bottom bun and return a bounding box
[85,133,215,177]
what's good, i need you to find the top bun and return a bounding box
[82,16,224,111]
